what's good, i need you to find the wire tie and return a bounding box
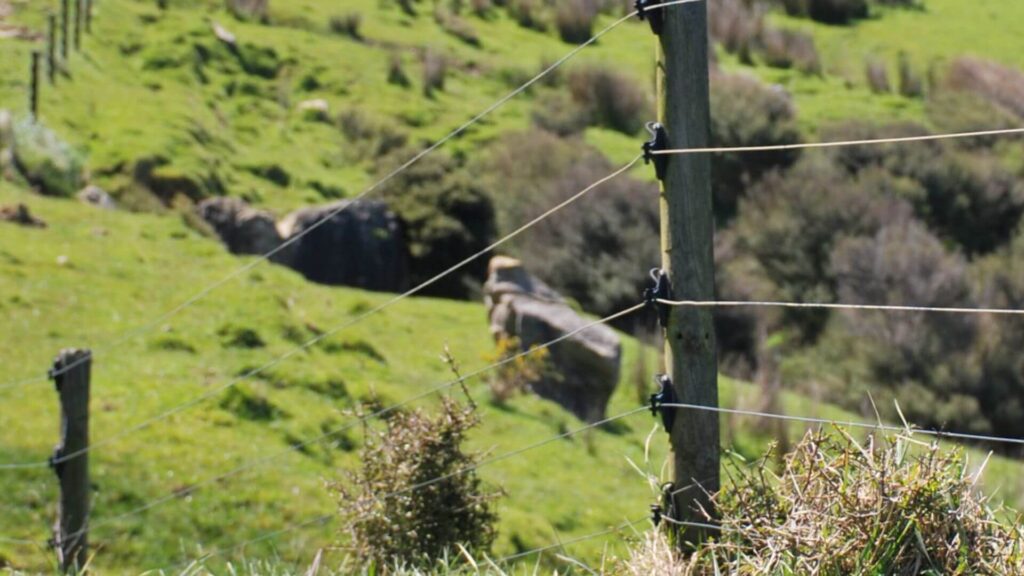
[650,374,677,433]
[635,0,665,35]
[642,121,669,180]
[643,267,672,328]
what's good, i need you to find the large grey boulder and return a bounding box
[277,199,409,292]
[197,197,282,257]
[484,256,622,422]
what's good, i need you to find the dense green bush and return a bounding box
[377,149,496,299]
[710,73,802,223]
[555,0,598,43]
[779,0,868,24]
[11,118,84,198]
[475,130,659,318]
[567,66,652,136]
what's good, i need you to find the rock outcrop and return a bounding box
[197,197,282,257]
[277,200,409,292]
[484,256,622,422]
[77,185,116,210]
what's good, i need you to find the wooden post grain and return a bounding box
[656,0,719,547]
[50,349,92,573]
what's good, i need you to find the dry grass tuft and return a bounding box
[621,429,1024,575]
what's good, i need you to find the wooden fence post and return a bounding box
[47,14,57,83]
[73,0,82,51]
[29,51,40,121]
[656,0,720,548]
[84,0,92,34]
[60,0,69,61]
[50,349,92,573]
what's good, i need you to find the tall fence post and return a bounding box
[73,0,82,51]
[60,0,69,61]
[50,349,92,573]
[29,51,41,121]
[47,14,57,83]
[84,0,92,34]
[656,0,719,547]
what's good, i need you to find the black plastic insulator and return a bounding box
[650,374,678,433]
[635,0,665,35]
[642,122,669,180]
[643,267,672,328]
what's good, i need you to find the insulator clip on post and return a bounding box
[650,374,677,433]
[643,267,672,328]
[635,0,665,35]
[643,122,669,180]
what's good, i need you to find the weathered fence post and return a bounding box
[655,0,720,548]
[29,51,40,121]
[50,349,92,573]
[73,0,82,51]
[60,0,69,61]
[47,14,57,83]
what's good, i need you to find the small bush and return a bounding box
[11,118,84,197]
[781,0,868,24]
[759,27,821,74]
[337,108,409,160]
[332,397,498,568]
[507,0,547,31]
[568,66,652,135]
[709,73,802,222]
[625,430,1024,574]
[531,91,590,136]
[555,0,598,44]
[483,336,553,405]
[387,53,412,88]
[217,324,266,349]
[865,58,891,93]
[226,0,269,22]
[435,9,481,46]
[897,52,923,97]
[422,49,448,97]
[328,12,362,40]
[946,57,1024,119]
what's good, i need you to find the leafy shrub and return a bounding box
[328,12,362,40]
[506,0,547,31]
[475,131,659,318]
[531,91,590,136]
[555,0,598,44]
[625,431,1024,574]
[435,9,481,46]
[780,0,868,24]
[422,48,448,97]
[483,336,553,405]
[865,58,891,93]
[830,220,985,432]
[11,118,84,197]
[897,52,923,97]
[376,148,496,299]
[332,397,498,567]
[946,56,1024,119]
[709,73,802,222]
[567,66,652,135]
[387,54,412,88]
[337,108,409,160]
[926,91,1018,147]
[759,27,821,74]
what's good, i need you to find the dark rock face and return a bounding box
[197,197,282,257]
[278,200,409,292]
[484,256,622,422]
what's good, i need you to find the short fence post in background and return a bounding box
[50,349,92,573]
[47,14,57,83]
[73,0,82,51]
[84,0,92,34]
[60,0,69,61]
[29,51,40,121]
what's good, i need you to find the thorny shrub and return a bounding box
[333,395,499,568]
[622,430,1024,575]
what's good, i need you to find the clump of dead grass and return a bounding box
[621,429,1024,575]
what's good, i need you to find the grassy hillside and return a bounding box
[2,181,1023,573]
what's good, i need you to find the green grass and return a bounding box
[2,0,1024,573]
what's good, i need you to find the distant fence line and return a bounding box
[28,0,94,121]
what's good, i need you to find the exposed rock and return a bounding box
[0,203,46,228]
[196,197,282,257]
[212,21,237,47]
[484,256,621,422]
[0,109,12,180]
[278,200,409,292]
[77,185,115,210]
